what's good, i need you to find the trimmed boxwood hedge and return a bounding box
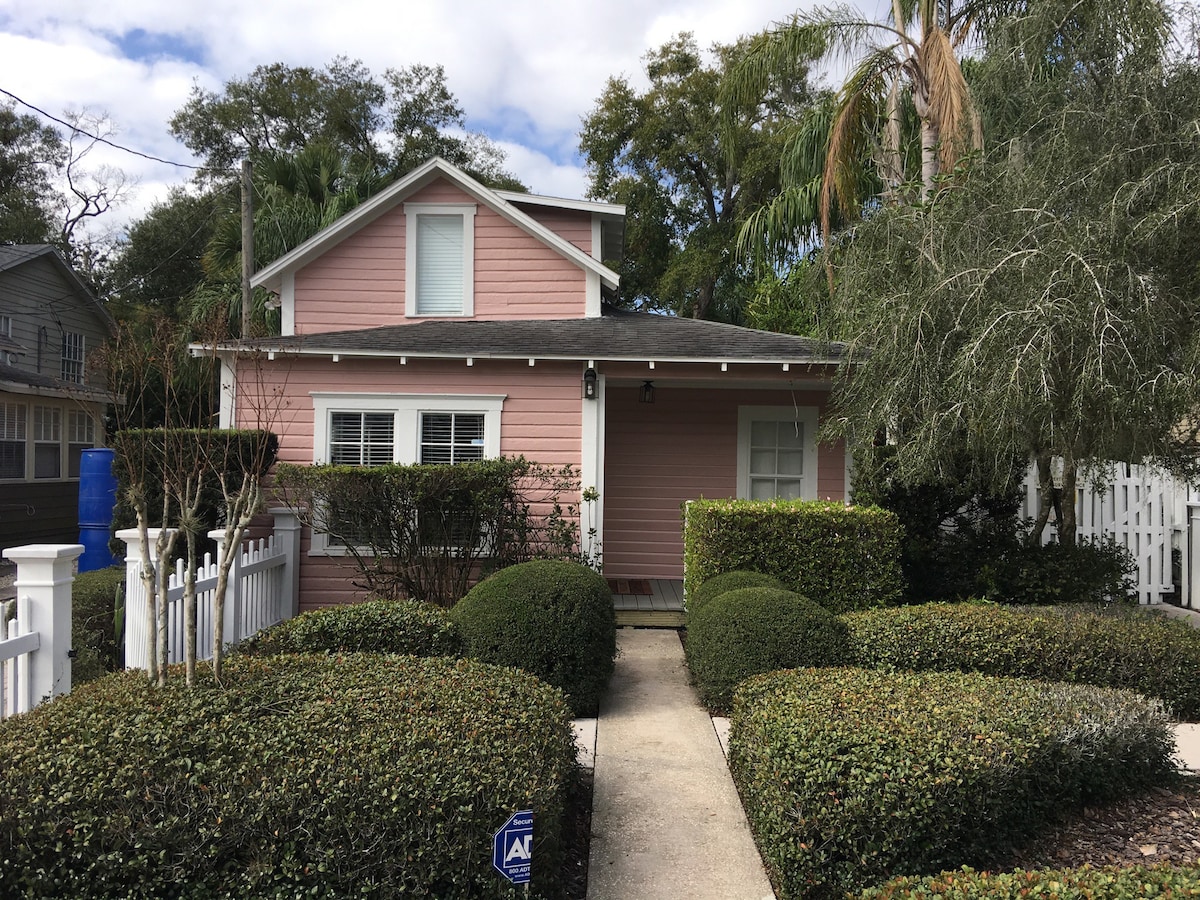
[237,598,461,658]
[685,587,849,711]
[860,864,1200,898]
[688,570,786,614]
[845,602,1200,721]
[0,654,576,899]
[683,499,903,614]
[730,667,1175,900]
[452,560,616,717]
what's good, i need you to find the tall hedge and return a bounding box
[0,653,575,899]
[684,499,903,614]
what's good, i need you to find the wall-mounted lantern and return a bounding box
[582,367,598,400]
[640,380,655,404]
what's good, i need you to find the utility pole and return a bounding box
[240,159,254,338]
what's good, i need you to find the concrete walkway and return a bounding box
[587,628,775,900]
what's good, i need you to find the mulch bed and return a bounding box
[1003,777,1200,871]
[562,768,593,898]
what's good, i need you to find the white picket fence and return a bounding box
[1019,462,1196,605]
[0,544,81,720]
[121,509,301,670]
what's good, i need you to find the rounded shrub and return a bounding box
[689,570,786,615]
[845,602,1200,720]
[0,653,575,899]
[730,667,1175,900]
[237,598,461,658]
[860,864,1200,898]
[685,587,850,711]
[451,560,616,716]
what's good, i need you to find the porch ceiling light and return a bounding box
[640,380,655,404]
[583,367,599,400]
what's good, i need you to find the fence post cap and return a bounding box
[3,544,85,562]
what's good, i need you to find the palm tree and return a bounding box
[727,0,1006,258]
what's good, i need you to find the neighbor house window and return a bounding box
[0,315,11,337]
[736,406,819,501]
[0,402,25,480]
[32,405,61,479]
[405,204,476,317]
[61,332,85,384]
[309,392,504,555]
[67,409,96,478]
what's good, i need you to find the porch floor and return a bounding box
[608,578,685,628]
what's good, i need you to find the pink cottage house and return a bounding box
[213,158,848,624]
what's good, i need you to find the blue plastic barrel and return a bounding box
[78,448,118,572]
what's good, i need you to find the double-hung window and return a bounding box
[67,410,96,478]
[737,406,819,501]
[61,332,85,384]
[405,204,476,317]
[329,412,395,467]
[33,405,61,479]
[419,412,485,464]
[0,402,25,480]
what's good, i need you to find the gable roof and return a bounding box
[0,244,116,334]
[251,157,621,295]
[215,306,845,367]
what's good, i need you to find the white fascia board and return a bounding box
[252,157,621,294]
[494,190,625,217]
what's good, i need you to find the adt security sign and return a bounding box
[492,809,534,885]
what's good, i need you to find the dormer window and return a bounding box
[405,203,475,317]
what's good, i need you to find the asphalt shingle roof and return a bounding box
[246,307,844,364]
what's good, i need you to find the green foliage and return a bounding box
[981,539,1136,605]
[683,499,903,614]
[730,667,1175,899]
[0,653,575,899]
[70,565,126,682]
[579,32,814,320]
[277,457,592,607]
[685,587,849,711]
[110,427,279,535]
[452,560,616,717]
[0,100,64,244]
[861,864,1200,899]
[845,602,1200,720]
[237,598,461,658]
[689,570,786,614]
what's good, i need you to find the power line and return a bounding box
[0,86,203,171]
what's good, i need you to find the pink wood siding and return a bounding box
[291,179,588,334]
[235,355,583,610]
[603,385,845,580]
[507,205,593,256]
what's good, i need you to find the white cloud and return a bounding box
[0,0,828,237]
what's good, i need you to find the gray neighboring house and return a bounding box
[0,245,114,547]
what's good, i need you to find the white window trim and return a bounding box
[404,203,476,318]
[736,405,820,502]
[309,392,505,555]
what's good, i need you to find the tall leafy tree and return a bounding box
[0,101,63,244]
[170,58,523,188]
[824,1,1200,544]
[579,33,814,320]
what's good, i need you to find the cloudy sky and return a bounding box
[0,0,849,238]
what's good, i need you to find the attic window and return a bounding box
[61,332,85,384]
[405,203,476,317]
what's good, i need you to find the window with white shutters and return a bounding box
[0,402,25,480]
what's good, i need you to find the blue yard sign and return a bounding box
[492,809,534,885]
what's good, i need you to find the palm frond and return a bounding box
[916,25,979,169]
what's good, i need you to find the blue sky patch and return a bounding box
[113,28,206,66]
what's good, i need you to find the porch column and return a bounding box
[581,370,605,566]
